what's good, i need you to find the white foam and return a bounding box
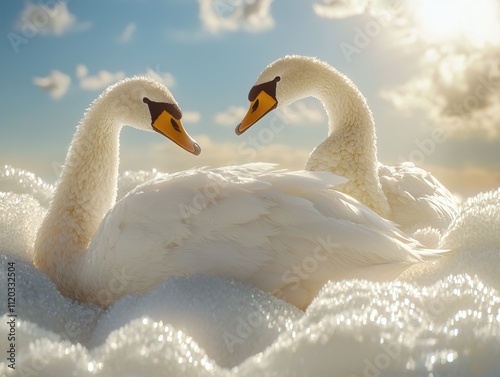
[441,188,500,252]
[0,257,101,345]
[0,193,46,261]
[236,275,500,376]
[1,168,499,376]
[88,275,301,368]
[0,165,54,208]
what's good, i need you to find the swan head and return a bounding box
[235,55,317,135]
[103,76,201,155]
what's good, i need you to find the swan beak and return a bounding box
[152,111,201,155]
[235,90,278,135]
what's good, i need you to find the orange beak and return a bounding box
[152,110,201,155]
[235,90,278,135]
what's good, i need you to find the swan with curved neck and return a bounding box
[34,75,442,310]
[236,55,458,234]
[34,77,200,306]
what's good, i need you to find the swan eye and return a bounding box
[170,118,181,133]
[251,99,260,112]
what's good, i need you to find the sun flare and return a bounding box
[415,0,499,47]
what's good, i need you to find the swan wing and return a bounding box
[84,164,440,308]
[379,162,459,231]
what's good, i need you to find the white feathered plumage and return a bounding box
[236,55,459,241]
[34,76,441,310]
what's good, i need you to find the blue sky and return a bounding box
[1,0,499,197]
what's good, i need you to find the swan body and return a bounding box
[34,76,439,310]
[75,162,440,309]
[236,55,459,235]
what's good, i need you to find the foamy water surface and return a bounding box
[1,164,499,376]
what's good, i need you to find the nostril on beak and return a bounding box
[251,99,260,113]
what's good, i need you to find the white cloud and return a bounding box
[381,48,500,140]
[198,0,274,34]
[182,111,201,124]
[34,63,179,99]
[313,0,411,24]
[313,0,367,19]
[418,163,500,199]
[75,64,88,80]
[120,134,310,176]
[214,102,325,128]
[214,106,247,126]
[314,0,500,48]
[16,2,91,36]
[33,70,71,99]
[276,102,325,126]
[76,64,125,91]
[313,0,500,140]
[140,67,176,87]
[118,22,136,43]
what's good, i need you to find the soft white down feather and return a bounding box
[34,76,441,310]
[236,55,459,235]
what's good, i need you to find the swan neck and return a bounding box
[34,99,122,292]
[302,63,390,217]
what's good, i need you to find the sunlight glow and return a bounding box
[415,0,499,47]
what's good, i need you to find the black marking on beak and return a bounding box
[171,118,181,133]
[143,97,182,123]
[248,76,281,101]
[252,99,260,112]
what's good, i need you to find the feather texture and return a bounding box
[84,163,439,309]
[34,77,442,311]
[244,55,459,239]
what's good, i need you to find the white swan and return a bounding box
[34,76,439,310]
[235,55,459,235]
[34,77,200,307]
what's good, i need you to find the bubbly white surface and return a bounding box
[1,166,499,376]
[0,165,53,207]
